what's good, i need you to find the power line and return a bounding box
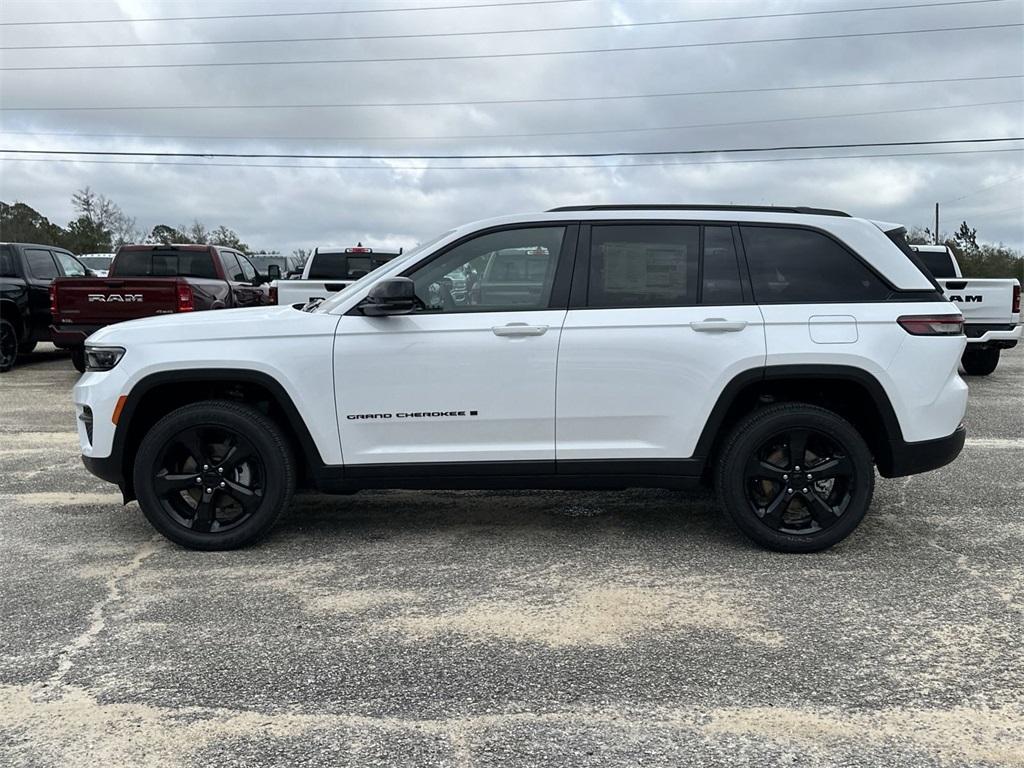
[3,99,1019,144]
[4,73,1019,112]
[2,147,1020,172]
[3,23,1020,71]
[0,0,585,27]
[1,0,1009,51]
[3,137,1020,161]
[940,173,1024,203]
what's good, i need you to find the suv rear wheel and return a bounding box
[961,347,999,376]
[716,403,874,553]
[133,400,295,550]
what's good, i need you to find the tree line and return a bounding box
[0,188,279,255]
[2,190,1021,281]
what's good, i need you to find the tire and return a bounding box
[0,319,17,373]
[715,403,875,553]
[71,347,86,373]
[18,340,37,355]
[133,400,296,550]
[961,347,1000,376]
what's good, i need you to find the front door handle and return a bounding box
[691,318,748,333]
[492,323,549,337]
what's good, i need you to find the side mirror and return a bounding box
[267,264,281,281]
[359,277,417,316]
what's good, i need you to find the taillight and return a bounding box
[176,284,194,312]
[49,283,58,315]
[1013,284,1021,315]
[898,314,964,336]
[268,285,278,303]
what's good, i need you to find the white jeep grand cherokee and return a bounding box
[73,205,968,553]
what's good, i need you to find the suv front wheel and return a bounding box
[716,403,874,553]
[133,400,296,550]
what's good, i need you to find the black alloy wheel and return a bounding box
[152,426,266,534]
[716,403,874,553]
[743,428,854,536]
[134,400,295,550]
[0,319,17,372]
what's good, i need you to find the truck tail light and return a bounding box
[1013,284,1021,315]
[898,314,964,336]
[49,283,58,315]
[176,284,194,312]
[269,284,278,304]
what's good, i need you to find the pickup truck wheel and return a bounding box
[71,347,86,373]
[961,347,1000,376]
[133,400,295,550]
[715,404,874,553]
[0,319,17,372]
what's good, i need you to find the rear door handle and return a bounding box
[492,323,549,337]
[691,318,748,332]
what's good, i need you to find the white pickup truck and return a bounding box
[911,244,1021,375]
[271,244,402,306]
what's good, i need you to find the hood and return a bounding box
[86,305,337,345]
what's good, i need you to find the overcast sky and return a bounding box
[1,0,1021,254]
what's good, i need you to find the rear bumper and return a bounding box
[50,324,103,347]
[964,323,1021,349]
[884,423,966,478]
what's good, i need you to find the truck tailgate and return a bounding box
[938,278,1017,325]
[275,279,354,305]
[53,277,183,325]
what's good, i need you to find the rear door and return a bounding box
[556,222,767,464]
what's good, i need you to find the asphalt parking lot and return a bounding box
[1,345,1022,767]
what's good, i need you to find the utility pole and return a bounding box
[934,203,939,244]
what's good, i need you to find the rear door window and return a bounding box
[218,251,244,281]
[25,248,59,279]
[701,226,744,305]
[587,224,699,308]
[740,226,890,303]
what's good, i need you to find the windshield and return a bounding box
[314,230,455,313]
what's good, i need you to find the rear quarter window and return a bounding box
[740,226,890,303]
[0,245,16,277]
[915,249,958,279]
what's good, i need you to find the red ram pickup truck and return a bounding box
[51,244,273,371]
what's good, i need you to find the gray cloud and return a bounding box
[1,0,1021,253]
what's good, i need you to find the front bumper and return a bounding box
[964,323,1022,349]
[50,323,103,347]
[884,423,966,478]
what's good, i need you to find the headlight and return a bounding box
[84,345,126,371]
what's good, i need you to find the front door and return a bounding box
[556,223,767,463]
[334,224,576,467]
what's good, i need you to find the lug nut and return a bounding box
[217,467,223,474]
[794,466,801,471]
[205,487,212,494]
[202,464,209,471]
[782,474,789,480]
[195,477,202,484]
[802,487,809,493]
[787,489,794,494]
[219,481,226,488]
[807,474,813,480]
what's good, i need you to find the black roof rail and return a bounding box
[546,204,851,217]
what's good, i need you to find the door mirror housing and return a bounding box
[266,264,281,281]
[359,277,417,316]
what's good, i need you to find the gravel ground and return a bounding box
[1,344,1022,767]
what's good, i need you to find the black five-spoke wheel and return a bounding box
[134,400,295,550]
[716,403,874,553]
[153,426,266,534]
[744,428,854,535]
